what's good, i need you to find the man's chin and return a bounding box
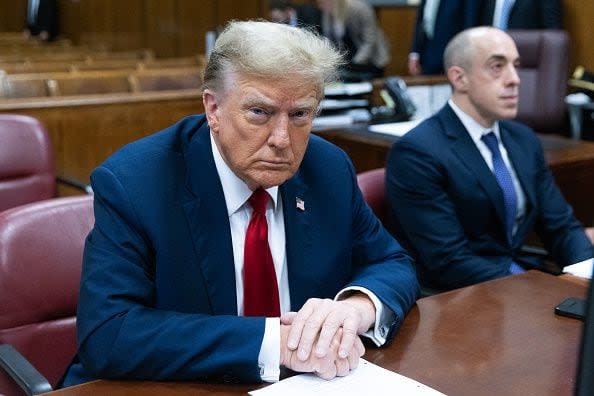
[248,170,295,189]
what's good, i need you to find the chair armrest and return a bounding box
[520,245,549,258]
[519,245,563,275]
[0,344,53,395]
[57,175,93,194]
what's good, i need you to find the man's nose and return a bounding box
[268,114,291,148]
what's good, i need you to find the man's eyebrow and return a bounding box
[486,54,520,64]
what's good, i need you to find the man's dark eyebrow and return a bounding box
[486,54,521,64]
[487,54,507,62]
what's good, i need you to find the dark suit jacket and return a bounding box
[62,115,418,386]
[411,0,480,75]
[386,105,592,291]
[479,0,562,29]
[295,4,322,34]
[26,0,59,40]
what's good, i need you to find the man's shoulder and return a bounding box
[396,114,446,148]
[101,114,206,169]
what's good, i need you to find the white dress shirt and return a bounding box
[422,0,441,39]
[209,132,392,382]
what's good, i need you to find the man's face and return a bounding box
[203,72,319,190]
[459,31,521,127]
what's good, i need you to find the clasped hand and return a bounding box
[279,295,375,380]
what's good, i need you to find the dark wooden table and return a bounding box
[44,271,587,396]
[315,126,594,227]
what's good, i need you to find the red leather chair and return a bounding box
[0,196,94,396]
[0,114,56,212]
[356,168,389,224]
[508,30,569,134]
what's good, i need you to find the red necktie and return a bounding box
[243,188,280,317]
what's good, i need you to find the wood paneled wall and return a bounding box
[0,1,593,73]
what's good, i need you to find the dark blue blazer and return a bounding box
[411,0,479,75]
[386,105,592,290]
[63,115,418,386]
[478,0,562,29]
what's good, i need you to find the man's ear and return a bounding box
[202,89,220,132]
[447,66,468,93]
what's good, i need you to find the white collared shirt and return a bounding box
[449,99,526,235]
[209,132,391,382]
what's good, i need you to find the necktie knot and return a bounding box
[481,131,501,158]
[248,188,269,215]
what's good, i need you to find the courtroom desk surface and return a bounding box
[44,271,586,396]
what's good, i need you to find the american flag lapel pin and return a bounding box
[296,197,305,211]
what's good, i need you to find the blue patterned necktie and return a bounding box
[498,0,514,30]
[482,132,517,244]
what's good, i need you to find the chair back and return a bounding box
[508,30,569,133]
[0,196,94,396]
[356,168,389,224]
[0,115,55,212]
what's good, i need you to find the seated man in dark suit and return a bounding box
[269,0,322,33]
[387,26,592,292]
[62,20,418,386]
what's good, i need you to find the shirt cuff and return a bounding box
[335,286,394,346]
[258,317,281,382]
[408,52,420,60]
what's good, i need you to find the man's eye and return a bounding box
[292,110,311,119]
[250,108,267,116]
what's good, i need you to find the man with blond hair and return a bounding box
[62,20,418,387]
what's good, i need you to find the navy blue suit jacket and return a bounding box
[411,0,479,75]
[386,105,592,290]
[63,115,418,385]
[478,0,562,29]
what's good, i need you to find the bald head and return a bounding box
[443,27,514,72]
[444,26,521,126]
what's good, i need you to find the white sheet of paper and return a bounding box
[249,359,446,396]
[562,259,593,279]
[367,119,423,137]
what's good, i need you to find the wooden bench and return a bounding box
[47,71,133,96]
[0,91,204,192]
[129,67,202,92]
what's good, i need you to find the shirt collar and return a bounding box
[448,99,502,145]
[210,131,279,217]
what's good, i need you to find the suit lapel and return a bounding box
[182,119,237,315]
[280,172,312,311]
[439,105,508,232]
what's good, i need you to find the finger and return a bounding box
[287,299,317,352]
[314,310,344,358]
[296,299,334,360]
[335,357,350,377]
[315,361,337,381]
[347,337,364,370]
[337,312,360,358]
[280,311,297,325]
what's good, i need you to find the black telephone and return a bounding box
[370,77,417,123]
